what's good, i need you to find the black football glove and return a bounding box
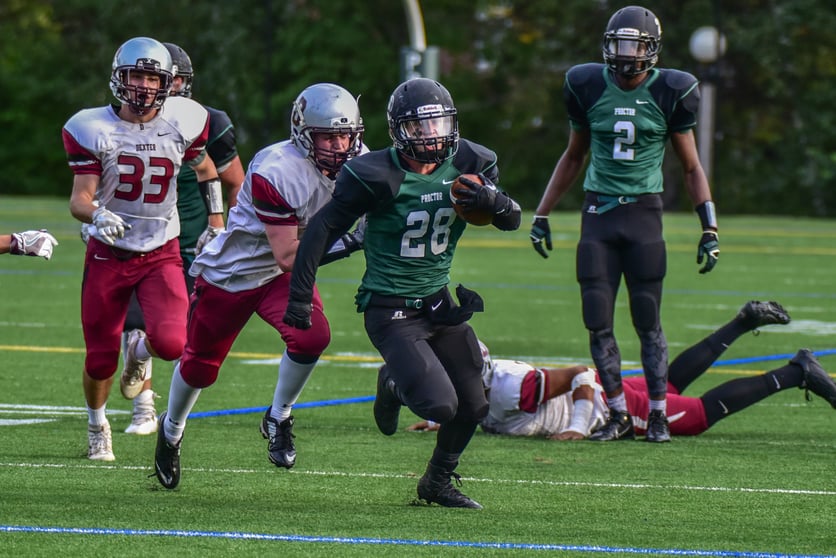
[453,175,513,215]
[530,216,552,258]
[283,299,313,330]
[697,230,719,274]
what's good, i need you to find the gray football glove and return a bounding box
[195,226,224,255]
[92,207,131,245]
[10,229,59,260]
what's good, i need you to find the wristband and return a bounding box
[565,398,594,436]
[198,178,224,214]
[696,201,718,231]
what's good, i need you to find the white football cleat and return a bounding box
[120,329,150,400]
[88,421,115,461]
[125,391,158,435]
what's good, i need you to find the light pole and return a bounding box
[689,26,727,185]
[401,0,439,81]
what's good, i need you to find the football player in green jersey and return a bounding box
[530,6,719,443]
[283,78,521,509]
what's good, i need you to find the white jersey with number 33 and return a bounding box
[62,96,210,253]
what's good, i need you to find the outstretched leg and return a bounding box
[701,349,836,429]
[669,301,790,394]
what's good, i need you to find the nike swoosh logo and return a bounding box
[157,132,171,136]
[636,99,650,105]
[442,179,456,185]
[718,400,729,415]
[93,254,109,261]
[773,376,781,389]
[431,300,443,311]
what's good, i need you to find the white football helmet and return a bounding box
[109,37,174,115]
[290,83,364,178]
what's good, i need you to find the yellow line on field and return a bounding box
[455,238,836,255]
[0,344,380,363]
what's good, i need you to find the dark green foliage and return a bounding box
[1,0,834,214]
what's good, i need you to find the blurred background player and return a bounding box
[154,83,365,489]
[407,302,836,439]
[282,78,521,509]
[64,36,219,461]
[529,6,719,443]
[1,230,58,259]
[82,41,245,437]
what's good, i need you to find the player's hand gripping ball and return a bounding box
[449,174,494,226]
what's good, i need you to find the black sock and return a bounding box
[701,364,803,427]
[668,318,751,393]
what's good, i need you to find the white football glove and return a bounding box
[80,223,94,244]
[91,207,130,245]
[195,225,224,255]
[10,229,59,260]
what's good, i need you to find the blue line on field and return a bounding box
[190,350,836,419]
[188,396,374,419]
[623,349,836,375]
[1,525,832,557]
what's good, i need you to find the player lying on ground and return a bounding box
[406,301,836,439]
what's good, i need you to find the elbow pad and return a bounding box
[571,368,597,391]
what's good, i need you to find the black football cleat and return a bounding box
[416,463,482,509]
[373,366,401,436]
[791,349,836,409]
[154,412,181,489]
[260,408,296,469]
[588,410,635,441]
[645,409,671,443]
[737,300,791,330]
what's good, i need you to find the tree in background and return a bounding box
[1,0,833,215]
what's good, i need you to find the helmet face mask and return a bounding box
[290,83,364,178]
[162,42,193,98]
[602,6,662,77]
[110,37,174,115]
[387,78,459,164]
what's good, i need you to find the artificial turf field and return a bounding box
[1,195,835,557]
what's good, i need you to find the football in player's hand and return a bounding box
[449,174,494,226]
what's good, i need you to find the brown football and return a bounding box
[449,174,493,226]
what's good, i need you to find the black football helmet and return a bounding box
[163,42,193,98]
[109,37,174,115]
[387,78,458,164]
[602,6,662,77]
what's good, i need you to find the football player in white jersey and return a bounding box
[154,83,366,489]
[408,302,836,439]
[63,37,220,462]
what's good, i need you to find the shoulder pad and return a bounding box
[661,69,698,92]
[163,97,209,140]
[566,63,606,87]
[343,148,391,178]
[204,105,233,127]
[453,139,498,175]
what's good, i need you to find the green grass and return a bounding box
[1,195,835,557]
